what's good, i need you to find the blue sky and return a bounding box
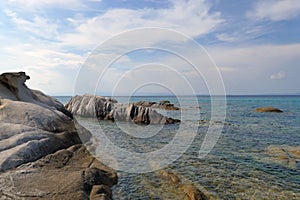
[0,0,299,95]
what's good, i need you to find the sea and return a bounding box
[55,95,300,199]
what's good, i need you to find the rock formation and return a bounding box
[0,72,117,199]
[134,100,180,110]
[66,95,180,125]
[254,107,283,113]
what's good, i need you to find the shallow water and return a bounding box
[56,95,300,199]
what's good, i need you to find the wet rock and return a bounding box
[254,107,283,113]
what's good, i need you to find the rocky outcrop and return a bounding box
[66,95,180,125]
[134,100,180,110]
[254,107,283,113]
[0,72,117,199]
[0,72,88,172]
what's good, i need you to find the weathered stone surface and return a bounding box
[254,107,283,113]
[134,100,180,110]
[66,95,180,124]
[0,72,117,199]
[0,72,88,171]
[0,144,117,200]
[112,103,180,124]
[65,95,116,119]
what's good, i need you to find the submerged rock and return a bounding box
[254,107,283,113]
[159,170,180,184]
[158,170,210,200]
[66,95,180,124]
[262,145,300,169]
[179,184,207,200]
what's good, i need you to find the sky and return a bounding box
[0,0,299,95]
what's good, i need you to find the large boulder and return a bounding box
[0,72,86,171]
[65,94,116,119]
[66,95,180,125]
[0,98,82,171]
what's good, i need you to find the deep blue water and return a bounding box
[55,95,300,199]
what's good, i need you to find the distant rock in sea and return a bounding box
[0,72,117,199]
[134,100,180,110]
[254,107,283,113]
[66,95,180,124]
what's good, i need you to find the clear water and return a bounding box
[55,95,300,199]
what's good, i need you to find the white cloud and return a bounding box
[61,0,223,48]
[216,33,237,42]
[0,41,84,95]
[216,25,266,43]
[270,71,286,80]
[4,9,58,39]
[247,0,300,21]
[7,0,87,10]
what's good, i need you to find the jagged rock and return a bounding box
[112,103,180,124]
[254,107,283,113]
[66,95,180,125]
[134,100,180,110]
[0,144,117,199]
[65,95,116,119]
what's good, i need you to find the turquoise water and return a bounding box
[55,95,300,199]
